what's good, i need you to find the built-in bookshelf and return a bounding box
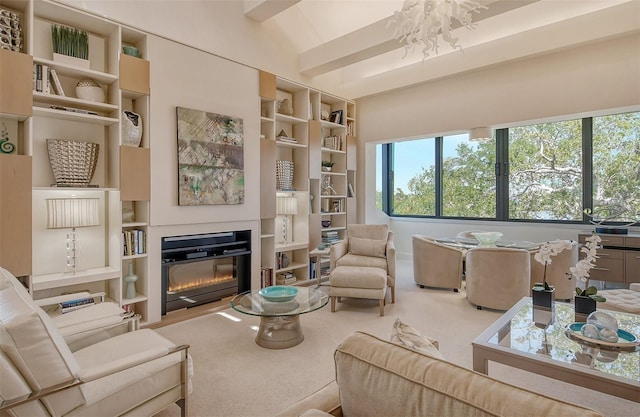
[259,71,356,287]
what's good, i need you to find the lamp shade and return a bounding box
[276,196,298,216]
[46,198,99,229]
[469,127,493,142]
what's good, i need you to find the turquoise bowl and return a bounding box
[122,45,141,58]
[259,286,298,302]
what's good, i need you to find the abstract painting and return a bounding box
[176,107,244,205]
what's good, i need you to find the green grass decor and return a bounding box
[51,24,88,60]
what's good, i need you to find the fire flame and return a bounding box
[168,274,234,293]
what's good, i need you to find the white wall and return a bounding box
[357,34,640,254]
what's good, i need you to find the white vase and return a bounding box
[122,110,143,147]
[75,79,104,102]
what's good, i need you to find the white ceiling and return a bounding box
[244,0,640,98]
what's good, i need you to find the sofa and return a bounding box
[275,331,604,417]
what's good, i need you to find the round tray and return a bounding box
[565,323,640,352]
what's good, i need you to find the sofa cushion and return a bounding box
[347,224,389,241]
[335,253,387,271]
[335,332,604,417]
[349,237,386,258]
[390,318,442,358]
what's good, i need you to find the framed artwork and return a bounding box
[329,110,343,125]
[176,106,244,205]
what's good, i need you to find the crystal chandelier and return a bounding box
[389,0,486,59]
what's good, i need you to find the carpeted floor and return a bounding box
[154,259,638,417]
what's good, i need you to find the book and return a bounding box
[49,105,98,116]
[59,296,95,313]
[49,69,65,96]
[348,182,356,198]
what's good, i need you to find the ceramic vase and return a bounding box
[532,286,555,310]
[124,263,138,299]
[75,79,104,102]
[122,110,143,147]
[574,295,596,322]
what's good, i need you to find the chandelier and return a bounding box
[389,0,486,59]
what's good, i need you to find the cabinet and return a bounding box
[0,0,151,322]
[578,233,640,283]
[258,71,356,287]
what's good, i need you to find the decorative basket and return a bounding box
[47,139,99,187]
[276,160,294,190]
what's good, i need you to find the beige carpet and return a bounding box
[154,259,638,417]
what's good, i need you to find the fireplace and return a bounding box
[161,230,251,315]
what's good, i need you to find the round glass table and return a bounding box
[230,286,329,349]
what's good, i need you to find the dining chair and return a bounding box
[465,247,531,310]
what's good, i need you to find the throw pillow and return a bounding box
[390,318,444,359]
[349,237,386,258]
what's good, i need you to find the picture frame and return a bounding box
[329,110,343,125]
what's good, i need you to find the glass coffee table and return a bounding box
[472,297,639,402]
[230,286,329,349]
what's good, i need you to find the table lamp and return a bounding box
[46,197,99,274]
[276,194,297,244]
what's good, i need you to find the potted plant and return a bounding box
[51,24,89,68]
[569,233,605,318]
[321,160,335,172]
[532,240,572,309]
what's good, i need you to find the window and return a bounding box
[442,133,496,218]
[391,138,436,216]
[379,110,639,223]
[591,112,640,222]
[508,119,582,221]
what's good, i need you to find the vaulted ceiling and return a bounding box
[243,0,640,98]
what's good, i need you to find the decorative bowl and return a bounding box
[471,232,503,247]
[322,220,331,227]
[259,286,298,303]
[75,79,104,103]
[122,45,141,58]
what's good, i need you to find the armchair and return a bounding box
[412,235,464,292]
[35,292,139,352]
[329,224,396,316]
[0,267,190,417]
[465,247,531,310]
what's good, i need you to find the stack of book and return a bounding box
[276,271,296,285]
[276,136,297,144]
[322,135,342,150]
[123,229,146,256]
[261,267,273,288]
[59,296,95,313]
[322,231,340,245]
[33,63,65,96]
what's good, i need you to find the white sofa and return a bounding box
[0,267,190,417]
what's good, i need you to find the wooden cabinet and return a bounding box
[0,49,33,119]
[579,233,640,283]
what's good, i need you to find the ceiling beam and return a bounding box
[244,0,301,22]
[299,0,540,77]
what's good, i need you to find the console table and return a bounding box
[578,233,640,283]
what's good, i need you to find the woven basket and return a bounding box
[47,139,99,187]
[276,160,294,190]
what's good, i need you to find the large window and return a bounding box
[379,110,640,223]
[508,119,582,221]
[592,112,640,222]
[391,138,436,216]
[442,134,496,218]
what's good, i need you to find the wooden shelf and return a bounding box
[32,266,120,291]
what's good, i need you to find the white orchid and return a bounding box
[569,234,605,302]
[533,239,573,290]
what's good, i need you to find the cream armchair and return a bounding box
[329,224,396,315]
[465,247,531,310]
[412,235,464,292]
[0,267,190,417]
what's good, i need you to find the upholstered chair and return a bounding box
[329,224,396,316]
[412,235,465,292]
[529,240,578,301]
[465,247,531,310]
[0,267,190,417]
